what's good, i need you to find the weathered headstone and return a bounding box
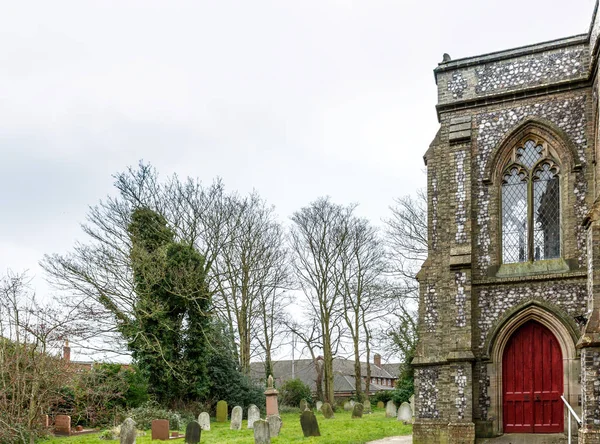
[363,400,372,414]
[397,402,412,423]
[247,404,260,429]
[151,419,170,441]
[376,401,385,409]
[216,400,228,422]
[316,401,323,411]
[299,399,308,411]
[352,403,364,418]
[185,420,201,444]
[409,394,415,419]
[54,415,71,436]
[230,405,243,430]
[300,410,321,437]
[350,400,356,407]
[120,418,136,444]
[385,400,397,418]
[267,415,282,437]
[321,402,334,419]
[253,419,271,444]
[343,401,353,411]
[198,412,210,431]
[265,375,279,417]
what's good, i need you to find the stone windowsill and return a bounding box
[495,258,571,278]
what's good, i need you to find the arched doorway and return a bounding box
[502,320,563,433]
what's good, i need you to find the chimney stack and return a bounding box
[374,353,381,367]
[63,339,71,362]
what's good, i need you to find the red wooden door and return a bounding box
[503,320,563,433]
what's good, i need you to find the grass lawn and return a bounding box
[44,409,412,444]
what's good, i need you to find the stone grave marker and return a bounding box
[376,401,384,409]
[321,402,334,419]
[352,403,364,418]
[247,404,260,429]
[397,402,412,423]
[385,400,397,418]
[350,400,356,407]
[216,400,228,422]
[54,415,71,436]
[253,419,271,444]
[265,375,279,417]
[230,405,243,430]
[316,401,323,411]
[409,394,415,419]
[267,415,282,437]
[299,399,308,411]
[363,400,372,414]
[185,420,201,444]
[300,410,321,437]
[151,419,169,441]
[343,401,353,411]
[198,412,210,431]
[40,415,50,428]
[120,418,136,444]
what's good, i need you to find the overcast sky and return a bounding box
[0,0,596,358]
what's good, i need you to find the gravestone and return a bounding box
[299,399,308,411]
[54,415,71,436]
[316,401,323,411]
[40,415,50,428]
[216,400,228,422]
[198,412,210,431]
[343,401,353,411]
[267,415,282,437]
[363,400,372,414]
[151,419,169,441]
[247,404,260,429]
[230,405,243,430]
[350,400,356,407]
[385,400,397,418]
[397,402,412,424]
[321,402,334,419]
[300,410,321,437]
[253,419,271,444]
[376,401,384,409]
[185,420,201,444]
[265,375,279,417]
[409,394,415,419]
[120,418,136,444]
[352,403,364,418]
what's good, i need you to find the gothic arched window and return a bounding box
[501,139,560,264]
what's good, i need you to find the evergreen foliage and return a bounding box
[278,378,313,407]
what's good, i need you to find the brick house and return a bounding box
[414,3,600,443]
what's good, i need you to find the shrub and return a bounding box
[98,427,119,440]
[371,390,393,406]
[278,405,301,414]
[278,378,312,407]
[126,401,182,430]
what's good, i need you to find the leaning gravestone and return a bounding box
[216,400,228,422]
[253,419,271,444]
[321,402,334,419]
[230,406,243,430]
[343,401,353,411]
[54,415,71,436]
[316,401,323,411]
[198,412,210,431]
[385,400,397,418]
[267,415,282,437]
[120,418,136,444]
[247,404,260,429]
[185,421,201,444]
[397,402,412,424]
[352,403,364,419]
[151,419,170,441]
[300,410,321,437]
[363,400,372,414]
[376,401,385,409]
[299,399,308,411]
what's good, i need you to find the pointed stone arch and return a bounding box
[483,117,582,185]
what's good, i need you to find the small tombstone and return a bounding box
[409,394,415,418]
[216,400,228,422]
[397,402,412,424]
[350,400,356,407]
[316,401,323,411]
[377,401,385,409]
[321,402,334,419]
[299,399,308,411]
[343,401,353,411]
[230,405,243,430]
[120,418,136,444]
[300,410,321,437]
[363,400,372,414]
[75,426,84,432]
[352,403,364,418]
[247,404,260,429]
[54,415,71,436]
[385,400,397,418]
[185,420,201,444]
[198,412,210,431]
[253,419,271,444]
[151,419,170,441]
[267,415,282,437]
